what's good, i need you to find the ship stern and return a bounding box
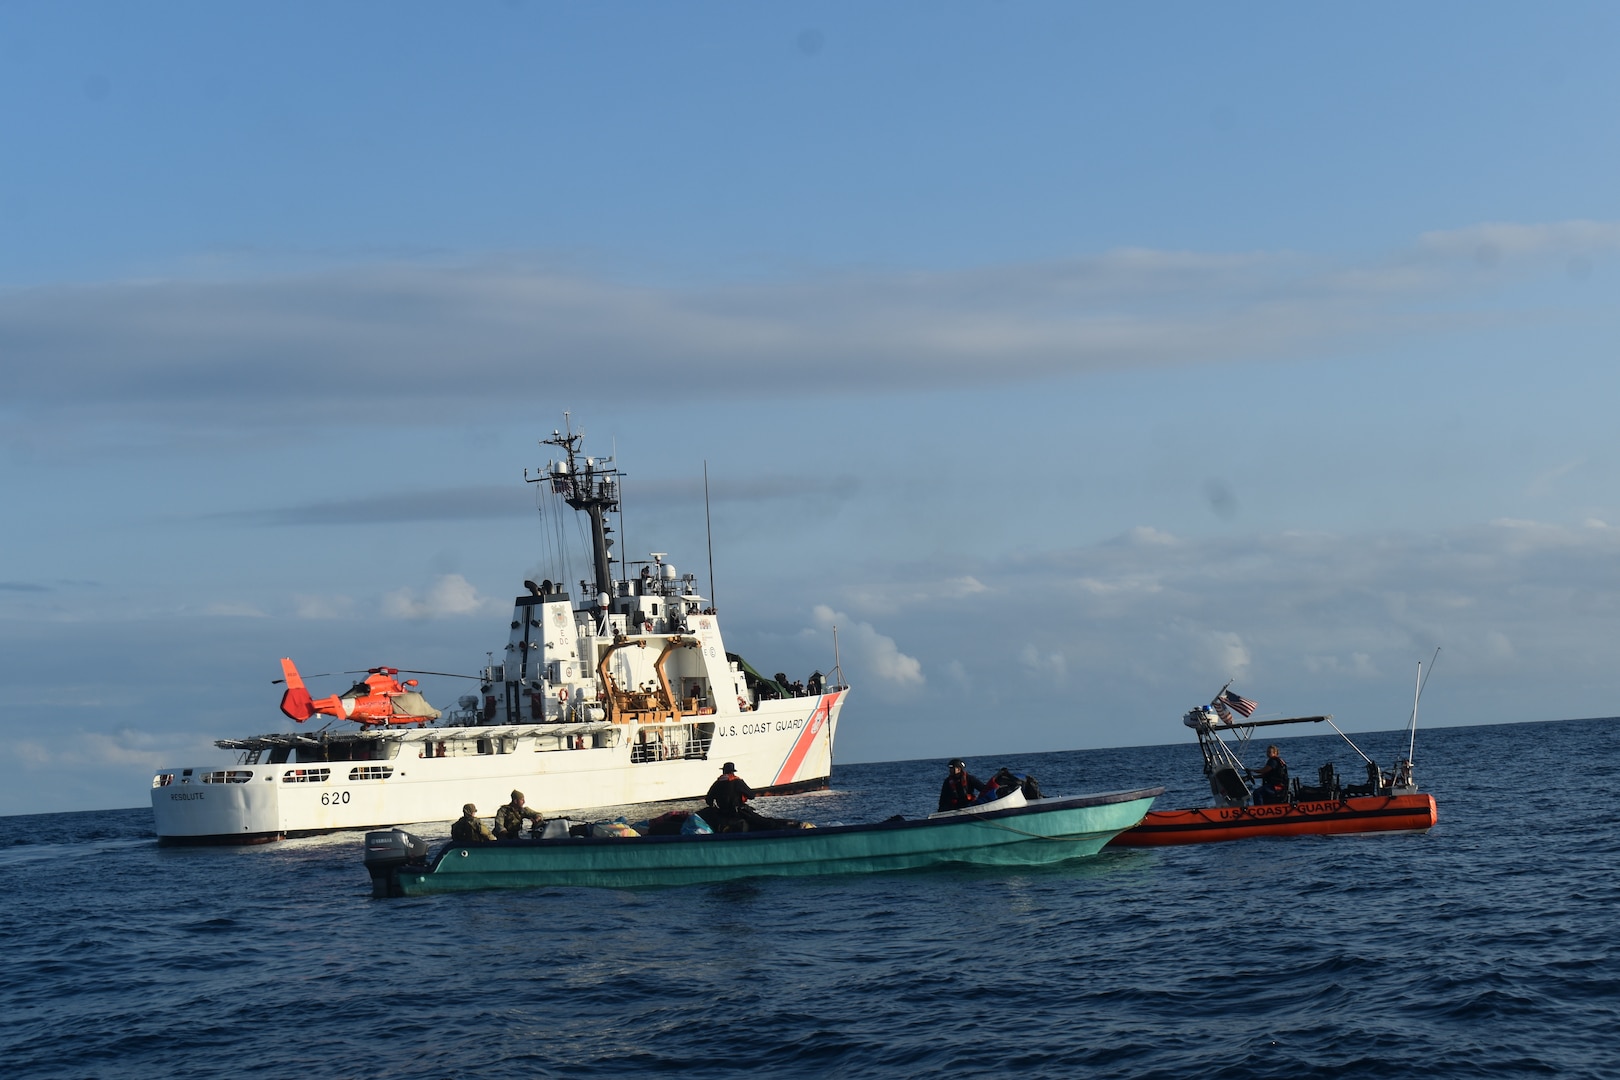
[151,767,286,845]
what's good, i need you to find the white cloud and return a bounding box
[79,732,175,769]
[295,594,357,619]
[1124,526,1179,547]
[4,220,1613,432]
[10,727,210,772]
[1019,643,1068,685]
[1414,220,1620,262]
[382,574,491,619]
[879,516,1620,701]
[199,602,267,618]
[1191,629,1251,682]
[810,604,924,690]
[1486,631,1514,661]
[1070,573,1166,598]
[840,576,988,616]
[1527,458,1586,498]
[1487,516,1608,555]
[1302,653,1379,678]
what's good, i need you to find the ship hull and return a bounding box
[1106,792,1437,847]
[372,787,1163,895]
[153,692,843,844]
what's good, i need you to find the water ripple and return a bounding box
[1,719,1618,1079]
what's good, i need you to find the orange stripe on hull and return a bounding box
[771,691,837,787]
[1108,793,1437,847]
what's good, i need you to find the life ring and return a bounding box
[738,696,750,712]
[558,688,569,704]
[643,621,653,633]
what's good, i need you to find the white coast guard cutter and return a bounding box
[152,421,847,844]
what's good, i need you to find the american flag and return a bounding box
[1223,689,1258,717]
[1214,701,1233,723]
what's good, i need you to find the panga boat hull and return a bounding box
[1107,793,1437,847]
[371,787,1162,895]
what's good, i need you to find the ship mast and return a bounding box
[531,417,622,600]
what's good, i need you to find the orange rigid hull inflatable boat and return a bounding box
[1111,792,1437,847]
[1110,671,1440,848]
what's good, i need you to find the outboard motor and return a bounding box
[364,828,429,899]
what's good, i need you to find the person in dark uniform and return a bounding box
[450,803,495,843]
[493,789,544,839]
[702,762,763,831]
[1248,745,1289,805]
[937,758,988,812]
[700,763,803,832]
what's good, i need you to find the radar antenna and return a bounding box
[529,415,623,601]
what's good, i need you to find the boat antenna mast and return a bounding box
[831,623,843,691]
[1408,646,1439,765]
[704,460,716,612]
[529,415,622,603]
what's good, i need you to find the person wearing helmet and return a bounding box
[938,758,988,812]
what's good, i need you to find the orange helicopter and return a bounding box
[275,658,451,726]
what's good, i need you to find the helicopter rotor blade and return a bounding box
[271,671,346,685]
[273,667,480,684]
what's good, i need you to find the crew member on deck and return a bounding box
[702,762,765,831]
[1248,745,1289,805]
[938,758,988,812]
[494,790,544,839]
[451,803,495,843]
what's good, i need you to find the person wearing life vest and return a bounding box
[702,762,766,831]
[937,759,988,812]
[1247,745,1289,805]
[700,763,808,832]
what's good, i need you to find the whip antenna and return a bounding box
[1409,646,1438,763]
[704,461,716,611]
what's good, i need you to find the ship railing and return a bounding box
[629,719,716,763]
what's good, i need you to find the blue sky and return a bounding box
[3,3,1618,813]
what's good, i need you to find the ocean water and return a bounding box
[2,717,1617,1080]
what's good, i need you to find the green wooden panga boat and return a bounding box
[365,786,1163,895]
